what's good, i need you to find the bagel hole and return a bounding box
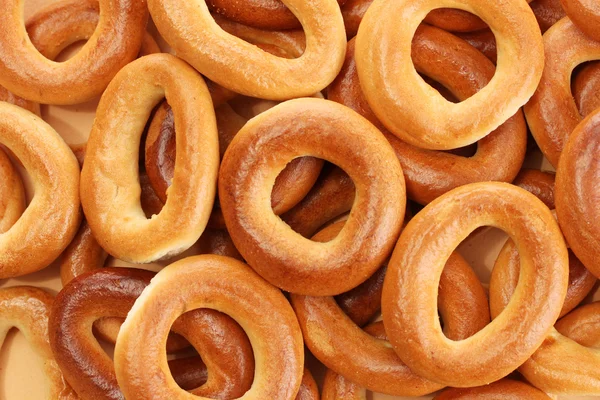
[0,329,50,398]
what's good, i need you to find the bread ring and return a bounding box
[281,166,355,238]
[0,0,148,105]
[382,182,568,387]
[335,264,386,327]
[81,54,219,263]
[297,369,319,400]
[329,30,527,204]
[0,148,25,234]
[340,0,371,38]
[561,0,600,41]
[356,0,543,150]
[0,102,80,278]
[148,0,346,100]
[524,17,600,167]
[50,267,255,399]
[490,229,596,319]
[292,221,489,396]
[512,169,556,209]
[207,0,347,30]
[556,108,600,277]
[490,259,600,393]
[0,286,77,399]
[573,61,600,117]
[219,98,405,296]
[114,255,304,400]
[424,9,488,32]
[433,379,552,399]
[532,0,566,32]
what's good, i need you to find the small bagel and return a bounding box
[148,0,346,99]
[219,98,405,296]
[0,287,77,399]
[0,0,148,104]
[524,17,600,167]
[556,108,600,277]
[329,30,526,204]
[292,221,489,396]
[433,379,552,399]
[555,301,600,348]
[512,169,556,209]
[50,267,254,399]
[382,182,568,387]
[356,0,544,150]
[561,0,600,41]
[81,54,219,263]
[0,102,80,279]
[114,255,305,400]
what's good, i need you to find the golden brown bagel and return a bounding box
[0,86,39,115]
[219,98,405,296]
[556,108,600,277]
[81,54,219,263]
[0,148,25,234]
[433,379,552,399]
[329,30,526,204]
[532,0,566,32]
[561,0,600,41]
[573,61,600,117]
[455,29,497,63]
[293,221,489,396]
[0,102,80,279]
[148,0,346,99]
[50,267,254,399]
[356,0,543,150]
[0,287,77,399]
[207,0,347,30]
[555,301,600,347]
[0,0,148,105]
[382,182,568,387]
[114,255,304,400]
[524,17,600,167]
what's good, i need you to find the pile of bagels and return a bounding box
[0,0,599,398]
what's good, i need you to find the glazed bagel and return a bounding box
[50,267,254,399]
[292,221,489,396]
[0,148,25,234]
[355,0,543,150]
[219,98,405,296]
[114,255,304,400]
[433,379,552,399]
[0,287,76,399]
[148,0,346,99]
[524,17,600,167]
[561,0,600,41]
[145,100,323,227]
[573,61,600,117]
[207,0,347,30]
[81,54,219,263]
[382,182,568,387]
[281,166,355,238]
[0,0,148,105]
[0,102,80,279]
[556,108,600,277]
[329,29,527,204]
[490,226,596,319]
[491,263,600,393]
[512,169,556,209]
